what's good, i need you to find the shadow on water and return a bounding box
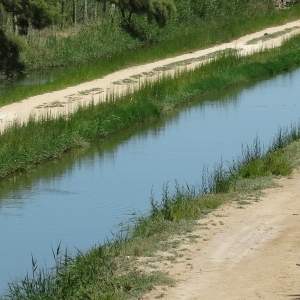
[0,61,83,96]
[0,72,56,96]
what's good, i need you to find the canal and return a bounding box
[0,68,299,292]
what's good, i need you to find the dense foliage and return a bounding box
[0,0,278,79]
[1,0,61,34]
[0,0,61,78]
[0,29,25,77]
[110,0,176,26]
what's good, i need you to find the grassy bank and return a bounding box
[1,4,300,107]
[1,33,300,180]
[2,121,300,300]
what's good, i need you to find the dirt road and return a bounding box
[1,20,300,132]
[143,172,300,299]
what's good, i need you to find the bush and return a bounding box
[0,30,26,79]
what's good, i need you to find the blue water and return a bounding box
[0,69,299,292]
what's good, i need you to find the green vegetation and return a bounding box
[1,36,300,300]
[1,1,300,298]
[0,0,61,78]
[3,244,175,300]
[0,0,299,83]
[0,0,61,34]
[2,120,300,300]
[2,32,300,180]
[0,29,25,78]
[111,0,176,29]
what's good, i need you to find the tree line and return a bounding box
[0,0,276,80]
[0,0,176,79]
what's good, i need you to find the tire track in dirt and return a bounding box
[142,172,300,300]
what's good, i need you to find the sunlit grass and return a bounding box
[2,124,300,300]
[1,4,300,107]
[2,31,300,300]
[2,33,300,180]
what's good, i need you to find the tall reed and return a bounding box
[2,33,300,180]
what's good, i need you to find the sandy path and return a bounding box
[143,171,300,300]
[1,20,300,132]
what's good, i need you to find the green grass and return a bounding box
[2,24,300,300]
[1,3,300,107]
[2,125,300,300]
[2,33,300,180]
[2,243,174,300]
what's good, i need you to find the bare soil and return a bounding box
[142,171,300,300]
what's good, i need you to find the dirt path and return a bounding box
[1,20,300,132]
[142,171,300,300]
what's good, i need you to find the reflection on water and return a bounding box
[0,69,300,292]
[0,72,56,96]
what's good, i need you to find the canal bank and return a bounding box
[0,20,300,133]
[1,20,300,298]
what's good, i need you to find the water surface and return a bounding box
[0,69,299,291]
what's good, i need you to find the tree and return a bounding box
[0,0,61,78]
[83,0,88,22]
[73,0,77,25]
[0,29,24,78]
[1,0,61,35]
[109,0,176,27]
